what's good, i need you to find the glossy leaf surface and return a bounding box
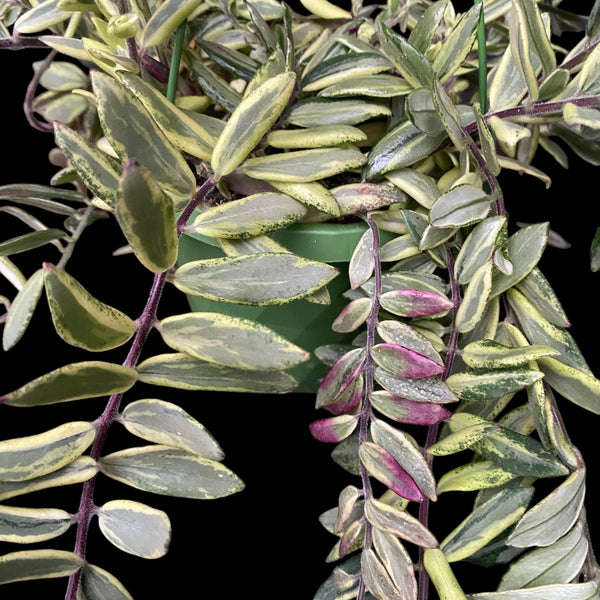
[0,506,71,543]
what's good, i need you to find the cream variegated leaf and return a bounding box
[0,505,72,543]
[140,0,202,47]
[78,564,133,600]
[0,549,83,585]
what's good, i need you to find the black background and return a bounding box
[2,5,600,599]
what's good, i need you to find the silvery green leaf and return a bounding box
[332,298,373,333]
[371,419,437,500]
[499,524,587,591]
[0,549,83,584]
[349,228,374,289]
[365,497,438,548]
[299,0,351,19]
[446,369,544,402]
[385,169,441,209]
[120,399,224,460]
[159,312,309,370]
[0,421,95,482]
[455,262,493,333]
[538,69,569,100]
[302,53,393,92]
[377,320,443,365]
[316,348,365,411]
[242,147,367,183]
[513,0,556,75]
[408,0,447,53]
[591,227,600,272]
[379,234,420,262]
[14,0,69,34]
[267,125,367,149]
[0,361,137,407]
[0,229,67,257]
[455,216,506,284]
[509,4,540,100]
[538,356,600,415]
[116,160,177,273]
[99,446,244,499]
[78,564,133,600]
[92,71,196,200]
[189,193,306,239]
[98,500,171,559]
[189,58,242,113]
[211,72,296,176]
[469,581,599,600]
[361,548,404,600]
[488,47,529,112]
[461,339,559,369]
[32,90,88,124]
[490,223,549,297]
[54,123,120,208]
[489,117,532,153]
[507,289,591,374]
[376,20,434,88]
[406,88,445,136]
[140,0,201,46]
[44,265,136,351]
[0,257,25,290]
[375,370,458,404]
[432,3,481,83]
[515,268,569,327]
[136,353,298,393]
[196,40,259,82]
[313,555,361,600]
[288,98,391,127]
[564,103,600,129]
[2,268,44,350]
[172,253,338,305]
[366,120,446,179]
[318,74,412,98]
[508,470,585,548]
[268,181,341,216]
[437,460,518,494]
[429,185,491,228]
[371,528,418,600]
[117,71,215,161]
[440,487,535,562]
[39,35,88,62]
[0,505,71,543]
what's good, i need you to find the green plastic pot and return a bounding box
[178,219,394,393]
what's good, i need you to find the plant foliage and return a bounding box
[1,0,600,598]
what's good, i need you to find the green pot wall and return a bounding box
[178,220,394,393]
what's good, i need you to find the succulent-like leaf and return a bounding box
[365,497,438,548]
[508,470,586,548]
[455,262,493,333]
[172,253,338,305]
[371,419,437,500]
[117,71,215,161]
[136,353,298,393]
[309,415,359,443]
[441,487,535,562]
[515,268,569,328]
[92,71,195,200]
[499,524,587,591]
[98,500,171,559]
[437,460,518,493]
[159,312,309,371]
[242,147,367,183]
[380,289,453,318]
[428,423,500,457]
[446,369,544,401]
[361,548,404,600]
[14,0,70,34]
[188,193,307,239]
[430,185,491,228]
[211,72,296,176]
[268,181,341,216]
[370,391,451,425]
[0,549,83,584]
[371,343,444,379]
[288,98,392,127]
[0,506,72,543]
[140,0,202,47]
[2,268,44,350]
[469,581,599,600]
[0,457,97,502]
[267,125,368,149]
[375,370,458,404]
[0,229,67,257]
[44,265,136,351]
[359,442,424,503]
[299,0,351,19]
[462,340,559,369]
[0,421,95,482]
[99,446,244,499]
[0,361,137,407]
[120,399,224,461]
[332,297,373,333]
[316,348,366,410]
[54,123,120,208]
[385,169,440,209]
[78,564,133,600]
[377,320,443,365]
[372,528,418,600]
[116,160,177,273]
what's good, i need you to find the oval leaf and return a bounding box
[0,506,72,543]
[0,549,83,584]
[78,564,133,600]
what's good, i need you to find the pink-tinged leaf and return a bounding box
[331,297,373,333]
[380,289,454,317]
[310,414,359,443]
[370,391,452,425]
[359,442,424,503]
[326,373,364,415]
[371,343,445,378]
[316,348,366,410]
[339,517,365,558]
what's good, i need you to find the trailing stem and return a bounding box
[417,248,461,600]
[356,215,382,600]
[64,179,216,600]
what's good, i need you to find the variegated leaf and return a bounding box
[78,564,133,600]
[309,415,359,443]
[331,298,373,333]
[140,0,202,47]
[423,549,467,600]
[0,549,83,584]
[371,343,444,379]
[370,391,451,425]
[0,506,72,543]
[267,125,368,149]
[380,289,453,318]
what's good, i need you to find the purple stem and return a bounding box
[23,48,57,132]
[417,248,461,600]
[0,36,48,50]
[356,215,381,600]
[65,178,216,600]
